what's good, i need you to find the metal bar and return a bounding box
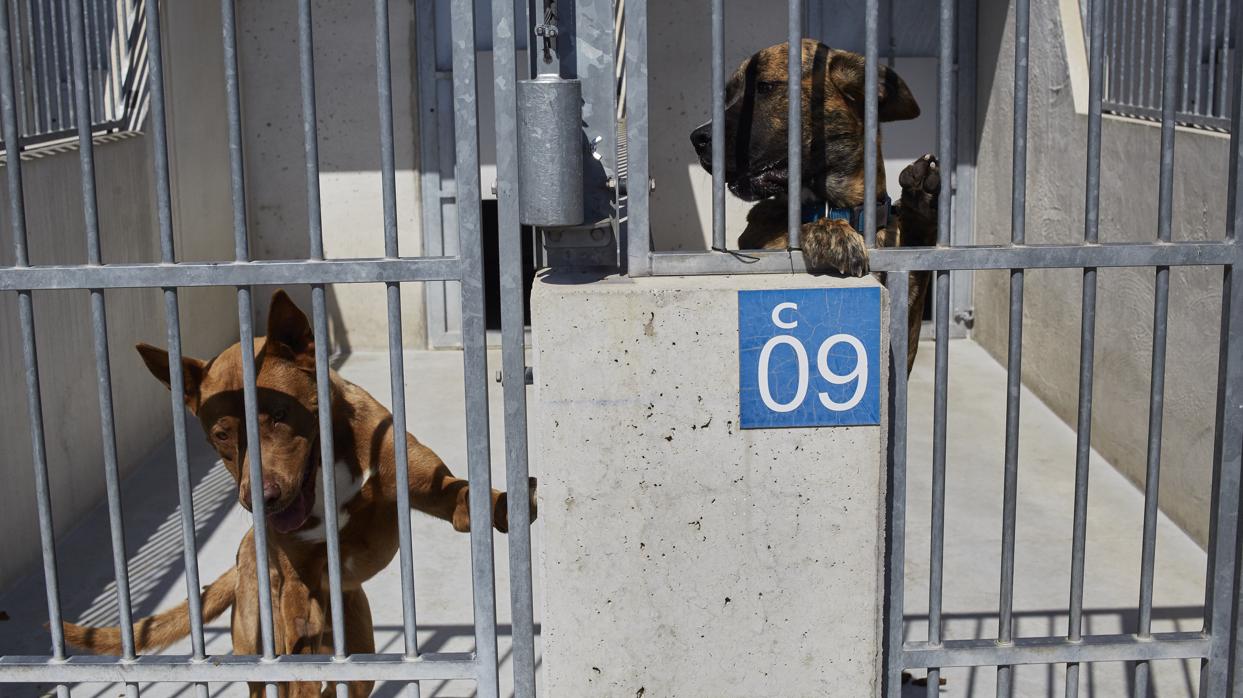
[1195,0,1208,113]
[862,0,878,247]
[710,0,724,251]
[491,0,536,695]
[1065,2,1106,696]
[1182,0,1196,113]
[1134,3,1181,694]
[70,3,139,689]
[30,0,50,133]
[786,0,801,249]
[220,0,277,683]
[1147,0,1160,108]
[0,257,464,289]
[0,5,69,697]
[1126,0,1140,105]
[1207,0,1221,114]
[1108,0,1122,104]
[641,242,1238,275]
[0,653,480,683]
[625,0,650,275]
[376,3,422,695]
[1215,0,1231,117]
[143,2,207,694]
[884,272,910,698]
[903,632,1212,669]
[296,4,348,697]
[996,1,1030,694]
[1202,4,1243,694]
[448,0,500,694]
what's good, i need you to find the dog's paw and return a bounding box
[452,487,472,532]
[491,477,538,534]
[898,153,940,220]
[802,218,869,277]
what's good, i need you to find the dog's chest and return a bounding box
[290,460,369,543]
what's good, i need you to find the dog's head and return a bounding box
[136,290,323,535]
[690,39,919,204]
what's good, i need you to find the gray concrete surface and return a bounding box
[971,0,1231,548]
[0,340,1208,696]
[531,273,889,696]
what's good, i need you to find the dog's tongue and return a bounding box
[268,467,316,534]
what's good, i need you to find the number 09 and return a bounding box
[757,333,868,413]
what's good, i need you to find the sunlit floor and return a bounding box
[0,340,1209,697]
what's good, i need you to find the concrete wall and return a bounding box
[971,1,1230,545]
[532,272,889,694]
[236,0,426,353]
[0,1,236,589]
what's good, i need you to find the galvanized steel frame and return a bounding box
[611,0,1243,696]
[0,0,537,696]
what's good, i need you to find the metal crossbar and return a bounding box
[0,0,536,695]
[614,0,1243,696]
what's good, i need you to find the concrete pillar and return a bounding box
[531,271,890,696]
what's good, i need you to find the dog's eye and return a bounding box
[213,429,229,442]
[756,81,781,95]
[271,407,288,423]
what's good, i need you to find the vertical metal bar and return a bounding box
[624,0,650,275]
[1065,1,1106,696]
[996,1,1030,695]
[1147,0,1160,108]
[884,272,910,698]
[786,0,801,250]
[1134,2,1181,695]
[51,0,68,129]
[710,0,725,251]
[1195,0,1208,113]
[1207,0,1221,114]
[927,0,955,693]
[491,0,536,695]
[376,4,422,697]
[1126,0,1141,105]
[70,5,138,696]
[448,0,500,694]
[1215,0,1231,117]
[108,0,123,123]
[143,3,207,696]
[31,0,51,134]
[1183,0,1196,112]
[296,4,348,697]
[220,1,277,689]
[862,0,878,247]
[1118,0,1128,104]
[0,6,69,697]
[1203,4,1242,697]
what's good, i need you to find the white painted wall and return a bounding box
[0,1,237,589]
[236,0,426,354]
[972,0,1230,546]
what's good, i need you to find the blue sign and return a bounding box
[738,287,881,429]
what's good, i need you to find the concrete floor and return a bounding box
[0,339,1209,697]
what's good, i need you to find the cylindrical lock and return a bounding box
[517,74,584,227]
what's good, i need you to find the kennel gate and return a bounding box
[0,0,538,696]
[1,0,1243,697]
[605,0,1243,696]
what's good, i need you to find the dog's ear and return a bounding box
[265,289,315,371]
[827,51,920,122]
[136,343,206,409]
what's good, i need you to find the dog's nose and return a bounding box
[262,479,281,507]
[690,123,711,153]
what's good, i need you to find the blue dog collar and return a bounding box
[801,195,893,231]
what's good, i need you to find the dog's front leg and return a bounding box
[801,217,870,277]
[404,434,537,533]
[895,153,941,374]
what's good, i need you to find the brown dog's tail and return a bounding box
[61,567,238,655]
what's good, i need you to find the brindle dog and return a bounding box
[690,39,940,374]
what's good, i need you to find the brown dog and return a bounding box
[61,290,536,697]
[690,39,940,373]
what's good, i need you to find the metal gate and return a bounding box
[0,0,537,695]
[2,0,1243,696]
[609,0,1243,695]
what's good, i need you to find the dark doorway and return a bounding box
[481,199,537,331]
